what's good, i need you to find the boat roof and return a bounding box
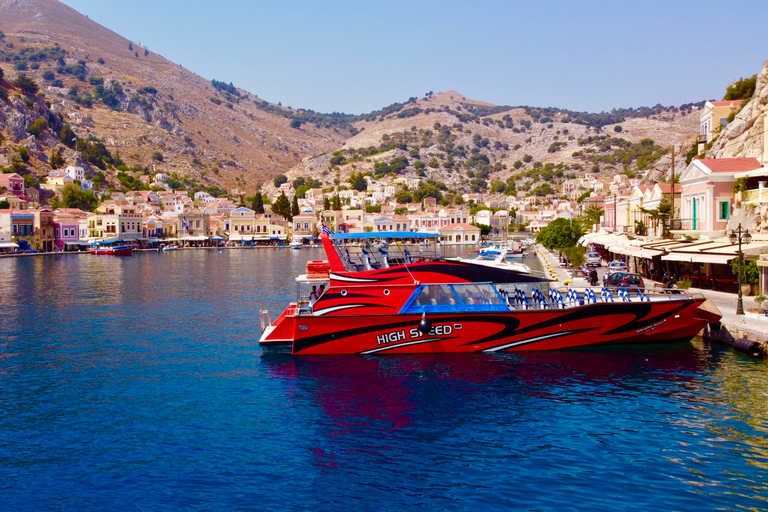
[331,231,441,240]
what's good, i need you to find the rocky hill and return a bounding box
[707,58,768,160]
[1,0,706,203]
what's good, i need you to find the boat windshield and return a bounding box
[401,283,509,313]
[331,232,443,271]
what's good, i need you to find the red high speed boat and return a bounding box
[259,232,721,355]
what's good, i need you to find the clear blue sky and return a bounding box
[61,0,768,115]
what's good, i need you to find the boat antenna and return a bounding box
[402,240,419,285]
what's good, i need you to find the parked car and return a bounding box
[607,261,628,274]
[603,271,645,293]
[587,252,602,267]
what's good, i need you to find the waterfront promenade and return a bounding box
[535,245,768,349]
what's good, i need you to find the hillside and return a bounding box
[1,0,704,204]
[0,0,349,195]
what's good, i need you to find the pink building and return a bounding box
[0,173,26,200]
[678,158,762,237]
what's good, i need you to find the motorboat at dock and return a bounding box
[259,232,721,355]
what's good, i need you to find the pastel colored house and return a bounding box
[439,223,481,244]
[677,157,762,238]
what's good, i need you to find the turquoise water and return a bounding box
[1,250,767,511]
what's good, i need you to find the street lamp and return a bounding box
[729,223,752,315]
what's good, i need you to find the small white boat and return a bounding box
[290,237,303,249]
[450,247,532,274]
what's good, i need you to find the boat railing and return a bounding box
[259,309,272,331]
[336,242,439,271]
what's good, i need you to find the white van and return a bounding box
[587,252,601,267]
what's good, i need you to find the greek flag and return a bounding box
[182,216,190,232]
[321,223,334,236]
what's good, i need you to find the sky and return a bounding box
[60,0,768,116]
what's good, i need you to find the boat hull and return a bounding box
[290,298,714,355]
[90,246,134,256]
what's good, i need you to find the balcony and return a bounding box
[742,188,768,205]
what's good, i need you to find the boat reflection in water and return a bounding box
[258,342,768,510]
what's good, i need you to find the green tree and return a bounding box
[49,149,65,169]
[272,191,291,220]
[348,172,367,192]
[252,191,264,213]
[536,217,582,250]
[580,205,603,228]
[273,174,288,188]
[0,199,10,209]
[60,183,98,211]
[724,75,757,101]
[331,195,341,210]
[12,74,38,96]
[323,197,331,210]
[291,194,299,217]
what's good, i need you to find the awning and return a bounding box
[662,252,696,262]
[632,248,664,259]
[64,240,90,246]
[180,235,208,241]
[691,254,734,264]
[0,241,19,249]
[618,246,663,259]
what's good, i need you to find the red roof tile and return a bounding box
[709,100,744,107]
[698,158,762,173]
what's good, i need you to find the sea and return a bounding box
[1,248,767,511]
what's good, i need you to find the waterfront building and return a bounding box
[0,210,35,250]
[53,212,86,251]
[438,223,481,244]
[86,203,143,241]
[676,157,762,238]
[293,211,317,237]
[0,173,27,201]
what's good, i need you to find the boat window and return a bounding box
[452,284,504,305]
[402,283,509,314]
[412,285,458,306]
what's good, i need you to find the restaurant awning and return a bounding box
[0,241,19,249]
[691,254,734,264]
[661,252,697,262]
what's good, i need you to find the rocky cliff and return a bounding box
[708,58,768,161]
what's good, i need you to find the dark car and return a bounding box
[603,271,645,292]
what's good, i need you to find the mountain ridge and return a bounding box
[1,0,706,203]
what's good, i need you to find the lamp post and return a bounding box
[729,223,751,315]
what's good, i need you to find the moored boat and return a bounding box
[90,240,134,256]
[259,232,721,354]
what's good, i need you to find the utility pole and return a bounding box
[669,145,675,238]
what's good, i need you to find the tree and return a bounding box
[49,149,65,169]
[536,217,582,250]
[59,183,99,211]
[252,192,264,213]
[581,205,603,228]
[348,172,367,192]
[291,194,299,217]
[0,199,10,209]
[273,174,288,188]
[12,74,38,96]
[272,192,291,220]
[323,197,331,210]
[331,195,341,210]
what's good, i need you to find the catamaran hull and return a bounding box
[90,246,133,255]
[289,299,716,355]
